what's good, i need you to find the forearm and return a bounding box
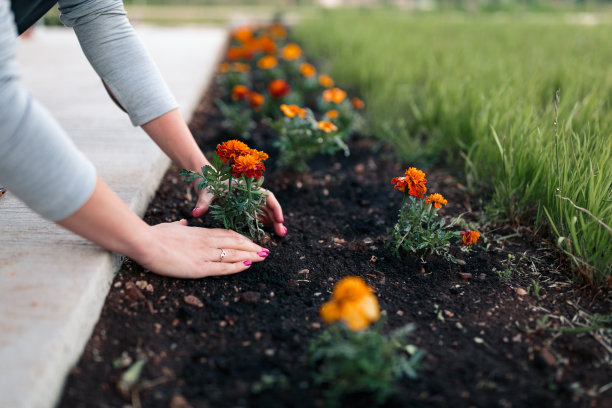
[141,108,209,172]
[57,177,151,260]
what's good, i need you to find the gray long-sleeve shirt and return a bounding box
[0,0,177,221]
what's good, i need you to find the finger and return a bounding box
[266,192,285,224]
[208,247,268,263]
[192,189,214,217]
[198,260,253,277]
[203,228,264,251]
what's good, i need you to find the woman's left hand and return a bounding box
[191,186,287,237]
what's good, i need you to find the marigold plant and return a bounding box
[308,276,423,406]
[180,140,269,240]
[318,87,365,138]
[267,104,349,172]
[389,167,479,263]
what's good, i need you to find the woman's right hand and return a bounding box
[133,219,270,279]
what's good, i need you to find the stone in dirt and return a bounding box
[515,287,528,296]
[240,291,261,303]
[184,295,204,308]
[459,272,473,279]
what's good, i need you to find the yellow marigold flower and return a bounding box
[257,55,278,70]
[322,88,347,104]
[317,121,338,133]
[248,92,265,111]
[461,230,480,248]
[299,62,316,78]
[391,167,427,199]
[318,74,334,88]
[325,110,339,120]
[320,276,380,331]
[232,26,253,44]
[280,104,307,119]
[352,97,365,110]
[424,193,447,209]
[232,62,251,73]
[281,43,302,60]
[216,139,251,164]
[218,62,231,73]
[231,85,250,100]
[268,22,287,40]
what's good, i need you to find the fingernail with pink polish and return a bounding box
[282,226,288,236]
[243,260,252,266]
[191,207,200,216]
[257,251,268,258]
[261,248,270,254]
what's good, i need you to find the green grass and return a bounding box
[293,9,612,287]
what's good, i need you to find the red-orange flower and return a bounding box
[317,121,338,133]
[226,46,244,61]
[257,55,278,70]
[318,74,334,88]
[352,97,365,110]
[325,110,339,120]
[232,62,250,73]
[232,26,253,44]
[319,276,380,331]
[248,92,265,111]
[232,154,266,179]
[460,230,480,248]
[299,62,316,78]
[258,35,278,55]
[268,22,287,40]
[231,85,250,100]
[218,62,231,73]
[322,88,347,104]
[268,79,291,99]
[424,193,447,209]
[216,140,251,164]
[280,104,307,119]
[281,43,302,60]
[391,167,428,199]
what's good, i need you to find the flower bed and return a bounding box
[59,24,611,408]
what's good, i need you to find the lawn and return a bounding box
[293,8,612,287]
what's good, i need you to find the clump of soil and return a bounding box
[59,84,611,408]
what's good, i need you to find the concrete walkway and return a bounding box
[0,24,227,408]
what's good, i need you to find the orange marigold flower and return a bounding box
[248,92,265,111]
[247,148,269,162]
[232,154,266,179]
[268,22,287,40]
[460,230,480,248]
[268,79,291,99]
[216,140,251,164]
[257,55,278,70]
[232,62,251,73]
[325,110,339,120]
[318,74,334,88]
[392,167,428,199]
[317,121,338,133]
[218,62,231,73]
[352,97,365,110]
[226,46,244,61]
[319,276,380,331]
[259,35,277,55]
[424,193,448,209]
[280,104,307,119]
[322,88,347,104]
[231,85,250,100]
[299,62,316,78]
[232,26,253,44]
[281,43,302,60]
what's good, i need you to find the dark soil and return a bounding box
[59,82,611,408]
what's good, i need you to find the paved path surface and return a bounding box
[0,24,227,408]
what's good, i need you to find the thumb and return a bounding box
[192,189,214,217]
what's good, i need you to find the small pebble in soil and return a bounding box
[184,295,204,308]
[515,287,528,296]
[459,272,472,279]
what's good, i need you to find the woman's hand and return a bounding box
[134,220,269,279]
[191,186,287,237]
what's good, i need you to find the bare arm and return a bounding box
[58,177,269,278]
